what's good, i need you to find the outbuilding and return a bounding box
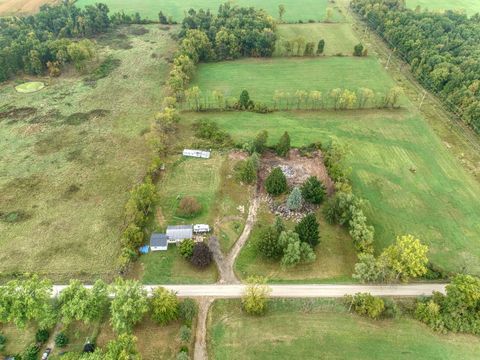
[150,233,168,251]
[183,149,211,159]
[166,225,193,243]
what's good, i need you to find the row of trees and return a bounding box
[352,0,480,132]
[181,87,403,111]
[276,38,326,57]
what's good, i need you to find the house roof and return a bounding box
[166,225,193,240]
[150,233,168,247]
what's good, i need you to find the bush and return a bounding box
[295,213,320,248]
[239,90,254,110]
[0,333,6,351]
[55,332,69,348]
[193,119,233,147]
[346,293,385,319]
[179,298,198,326]
[35,329,50,343]
[23,344,40,360]
[276,131,291,157]
[177,351,190,360]
[177,196,202,218]
[179,325,191,342]
[257,226,282,260]
[265,167,287,196]
[353,43,364,56]
[301,176,326,204]
[179,238,195,259]
[235,156,258,184]
[190,242,213,268]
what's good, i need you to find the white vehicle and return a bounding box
[193,224,210,234]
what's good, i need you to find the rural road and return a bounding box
[50,283,447,298]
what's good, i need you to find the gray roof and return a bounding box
[150,233,168,247]
[166,225,193,240]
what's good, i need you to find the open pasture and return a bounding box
[0,25,176,281]
[275,23,360,57]
[75,0,342,22]
[407,0,480,15]
[208,299,480,359]
[191,57,397,105]
[0,0,55,16]
[184,110,480,276]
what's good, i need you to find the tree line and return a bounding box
[351,0,480,133]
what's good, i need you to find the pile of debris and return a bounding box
[266,196,316,221]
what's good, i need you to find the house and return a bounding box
[166,225,193,243]
[150,233,168,251]
[183,149,211,159]
[193,224,210,234]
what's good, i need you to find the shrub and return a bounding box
[257,226,282,260]
[193,119,233,147]
[151,287,179,325]
[265,167,287,196]
[55,332,69,348]
[179,325,191,342]
[239,90,254,110]
[122,224,144,249]
[353,43,364,56]
[22,344,40,360]
[252,130,268,154]
[235,156,258,184]
[190,242,213,268]
[346,293,385,319]
[179,298,198,326]
[301,176,326,204]
[286,187,303,211]
[35,329,50,343]
[177,196,202,218]
[275,131,291,157]
[0,333,6,351]
[179,239,195,259]
[177,351,189,360]
[295,213,320,248]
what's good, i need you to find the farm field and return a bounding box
[75,0,343,22]
[191,57,398,105]
[407,0,480,14]
[275,23,360,57]
[235,204,357,283]
[0,25,176,281]
[208,299,480,360]
[0,0,55,16]
[184,110,480,276]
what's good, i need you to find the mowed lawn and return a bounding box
[407,0,480,15]
[208,299,480,360]
[191,57,397,105]
[0,25,176,281]
[275,23,360,56]
[184,110,480,275]
[75,0,342,22]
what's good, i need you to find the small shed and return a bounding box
[193,224,210,233]
[150,233,168,251]
[183,149,211,159]
[166,225,193,243]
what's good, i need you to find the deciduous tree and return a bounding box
[242,276,271,315]
[151,287,179,325]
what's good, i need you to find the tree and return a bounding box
[265,167,288,196]
[55,332,69,348]
[257,226,283,260]
[158,11,168,24]
[346,293,385,319]
[67,39,95,72]
[379,235,429,282]
[242,276,271,315]
[276,131,291,157]
[121,224,144,250]
[190,242,213,268]
[125,180,158,227]
[294,90,308,109]
[179,299,198,326]
[339,89,357,109]
[59,279,108,326]
[330,88,342,109]
[179,238,195,259]
[109,278,148,334]
[239,90,252,109]
[295,213,320,247]
[235,156,258,184]
[295,36,306,56]
[177,196,202,217]
[0,275,55,329]
[357,88,374,108]
[287,187,303,211]
[151,287,179,325]
[301,176,326,204]
[278,231,316,267]
[353,43,364,57]
[185,86,202,111]
[212,90,225,109]
[326,7,334,21]
[353,253,385,283]
[179,325,192,342]
[308,90,322,109]
[253,130,268,154]
[104,334,141,360]
[278,4,285,21]
[316,39,325,55]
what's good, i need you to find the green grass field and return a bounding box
[235,204,357,283]
[0,25,176,281]
[0,323,37,356]
[208,299,480,359]
[407,0,480,15]
[191,57,397,105]
[275,23,360,56]
[75,0,343,22]
[184,110,480,275]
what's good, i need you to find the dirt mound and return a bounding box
[0,107,37,121]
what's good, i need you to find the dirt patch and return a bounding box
[129,26,149,36]
[64,109,109,125]
[259,149,335,196]
[228,150,248,161]
[0,107,37,122]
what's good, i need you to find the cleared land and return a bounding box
[75,0,343,22]
[191,57,397,105]
[208,299,480,360]
[0,0,55,16]
[407,0,480,15]
[275,23,360,57]
[0,25,176,281]
[184,110,480,276]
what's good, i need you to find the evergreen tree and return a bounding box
[287,187,303,210]
[301,176,326,204]
[295,213,320,247]
[316,39,325,55]
[265,167,288,195]
[353,43,364,57]
[257,227,283,260]
[239,90,252,109]
[276,131,291,157]
[253,130,268,153]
